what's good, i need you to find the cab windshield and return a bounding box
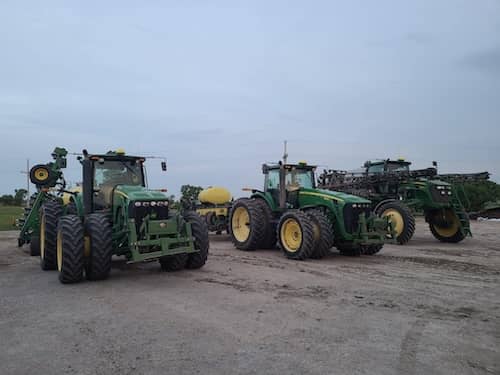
[94,160,144,188]
[266,168,314,190]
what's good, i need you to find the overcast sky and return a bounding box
[1,1,499,197]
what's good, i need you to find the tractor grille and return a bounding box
[129,203,169,233]
[430,186,451,204]
[343,204,371,233]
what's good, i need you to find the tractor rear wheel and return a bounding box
[30,235,40,256]
[377,201,415,245]
[183,211,209,269]
[56,215,84,284]
[39,201,62,270]
[428,209,465,243]
[160,254,188,271]
[254,199,277,249]
[306,209,334,259]
[277,211,315,260]
[229,198,266,251]
[84,213,113,281]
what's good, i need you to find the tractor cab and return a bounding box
[262,162,316,209]
[81,150,146,213]
[364,159,411,175]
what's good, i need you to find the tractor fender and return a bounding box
[251,192,276,211]
[373,199,398,214]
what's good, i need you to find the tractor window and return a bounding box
[94,160,144,188]
[387,163,410,173]
[266,169,280,190]
[367,164,385,174]
[286,169,314,189]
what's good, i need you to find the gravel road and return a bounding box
[1,219,499,375]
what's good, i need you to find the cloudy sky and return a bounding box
[1,0,499,197]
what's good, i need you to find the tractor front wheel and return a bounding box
[160,254,188,271]
[183,211,209,269]
[277,211,315,260]
[377,201,415,245]
[428,209,465,243]
[84,213,113,281]
[306,209,334,259]
[56,215,84,284]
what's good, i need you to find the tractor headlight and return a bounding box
[143,202,150,207]
[150,201,157,206]
[134,202,142,207]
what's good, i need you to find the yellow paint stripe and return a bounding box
[300,191,344,202]
[115,191,129,199]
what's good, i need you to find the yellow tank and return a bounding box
[62,186,82,205]
[198,187,232,205]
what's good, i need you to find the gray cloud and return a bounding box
[459,46,500,75]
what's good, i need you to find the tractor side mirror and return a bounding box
[432,161,437,168]
[161,161,167,171]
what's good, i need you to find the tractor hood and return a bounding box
[114,185,169,201]
[299,188,371,204]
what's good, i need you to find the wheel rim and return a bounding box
[382,208,404,236]
[56,230,63,271]
[40,214,46,259]
[33,167,49,182]
[280,218,302,253]
[431,209,460,237]
[232,206,250,242]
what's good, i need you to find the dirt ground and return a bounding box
[1,219,499,375]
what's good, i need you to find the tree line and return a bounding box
[0,189,28,206]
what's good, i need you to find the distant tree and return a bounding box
[180,185,203,209]
[14,189,28,206]
[463,181,500,212]
[0,194,15,206]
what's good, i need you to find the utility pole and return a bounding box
[283,140,288,164]
[19,159,30,207]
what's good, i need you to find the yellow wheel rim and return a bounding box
[280,218,302,253]
[382,208,405,236]
[84,236,91,257]
[40,215,46,259]
[33,167,49,182]
[232,206,250,242]
[56,230,63,271]
[432,209,460,237]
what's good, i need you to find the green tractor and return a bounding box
[19,148,209,284]
[228,161,394,260]
[318,158,488,244]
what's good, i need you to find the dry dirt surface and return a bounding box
[1,219,499,375]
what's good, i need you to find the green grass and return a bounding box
[0,205,23,231]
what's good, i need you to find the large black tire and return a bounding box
[30,164,53,186]
[183,211,209,269]
[40,201,62,270]
[306,209,334,259]
[229,198,266,251]
[376,201,415,245]
[428,209,466,243]
[84,213,113,281]
[337,244,362,257]
[362,244,383,255]
[254,198,277,249]
[30,235,40,256]
[57,215,84,284]
[159,254,188,271]
[277,210,315,260]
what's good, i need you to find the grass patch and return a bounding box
[0,205,23,231]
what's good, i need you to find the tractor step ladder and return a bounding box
[450,186,471,237]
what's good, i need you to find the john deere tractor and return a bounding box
[318,158,489,244]
[228,161,394,260]
[19,148,209,284]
